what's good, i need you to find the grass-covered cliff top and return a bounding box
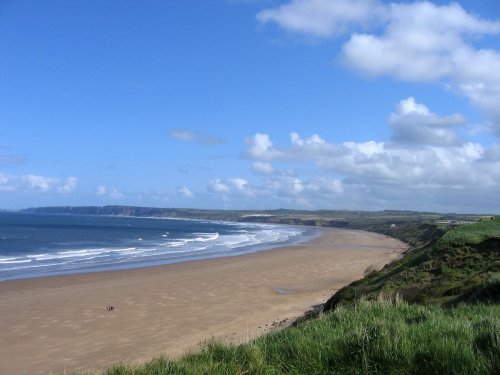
[438,216,500,246]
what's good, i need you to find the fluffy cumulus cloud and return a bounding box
[245,133,282,160]
[176,185,194,198]
[251,161,275,175]
[95,185,125,199]
[170,128,224,145]
[208,178,253,196]
[389,97,466,146]
[250,99,497,190]
[208,97,500,211]
[257,0,385,37]
[58,176,79,193]
[0,174,78,193]
[207,174,344,208]
[264,175,343,198]
[342,2,500,80]
[259,175,345,208]
[258,0,500,137]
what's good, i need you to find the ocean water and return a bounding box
[0,212,319,281]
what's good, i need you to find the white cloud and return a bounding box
[229,178,250,191]
[249,1,500,211]
[245,132,282,160]
[207,174,345,208]
[251,161,275,174]
[22,175,54,191]
[170,129,195,142]
[343,2,500,136]
[286,134,492,189]
[96,185,107,196]
[257,0,385,37]
[208,178,253,196]
[341,2,500,80]
[95,185,124,199]
[259,0,500,137]
[0,173,78,193]
[269,132,495,188]
[235,96,500,211]
[170,128,224,145]
[208,178,231,194]
[253,137,499,210]
[176,185,194,198]
[389,97,466,146]
[58,176,79,193]
[289,132,343,162]
[108,189,124,199]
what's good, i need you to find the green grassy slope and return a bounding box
[325,218,500,307]
[105,302,499,375]
[439,217,500,246]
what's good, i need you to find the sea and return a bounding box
[0,212,320,281]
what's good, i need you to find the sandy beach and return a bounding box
[0,228,406,375]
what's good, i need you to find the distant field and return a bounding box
[23,205,485,229]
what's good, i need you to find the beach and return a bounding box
[0,228,406,375]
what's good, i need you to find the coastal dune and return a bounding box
[0,228,406,375]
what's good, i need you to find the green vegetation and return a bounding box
[73,215,499,375]
[325,218,500,307]
[438,217,500,246]
[105,302,499,375]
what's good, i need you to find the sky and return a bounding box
[1,0,500,213]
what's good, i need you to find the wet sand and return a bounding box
[0,228,406,374]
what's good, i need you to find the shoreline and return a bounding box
[0,224,321,284]
[0,228,407,375]
[0,214,320,282]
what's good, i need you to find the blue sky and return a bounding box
[1,0,500,213]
